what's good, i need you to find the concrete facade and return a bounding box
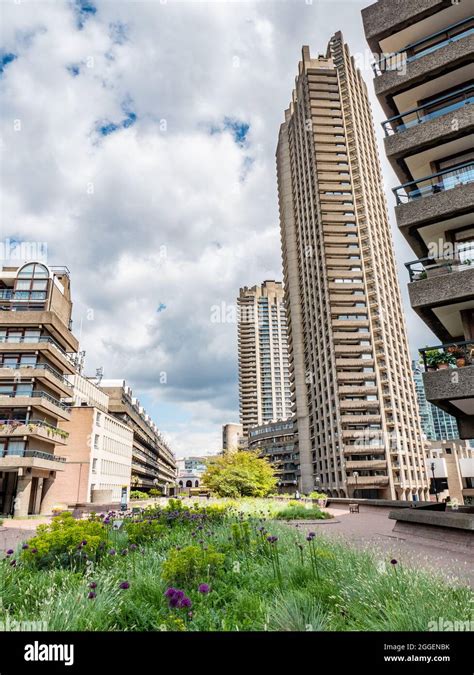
[247,419,298,492]
[426,439,474,504]
[0,263,79,517]
[363,0,474,441]
[276,36,429,500]
[99,380,177,494]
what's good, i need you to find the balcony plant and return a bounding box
[447,345,467,368]
[436,351,456,370]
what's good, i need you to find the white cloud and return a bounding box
[0,0,435,458]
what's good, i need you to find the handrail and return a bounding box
[1,448,66,462]
[0,390,71,411]
[419,339,474,370]
[393,162,474,203]
[372,16,474,75]
[382,84,474,135]
[0,419,69,436]
[0,362,73,386]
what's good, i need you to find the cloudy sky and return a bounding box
[0,0,435,457]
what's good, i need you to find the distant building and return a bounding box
[100,380,177,495]
[176,455,208,492]
[43,373,134,510]
[426,440,474,505]
[222,423,244,452]
[248,419,298,493]
[237,281,291,437]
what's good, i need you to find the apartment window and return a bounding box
[92,458,97,473]
[94,434,100,450]
[96,412,101,426]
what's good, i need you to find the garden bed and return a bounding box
[1,499,471,632]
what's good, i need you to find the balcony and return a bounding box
[393,162,474,204]
[372,16,474,76]
[346,475,390,487]
[0,390,71,420]
[0,447,66,471]
[382,85,474,136]
[0,335,78,374]
[0,363,73,397]
[419,340,474,439]
[393,163,474,237]
[406,253,474,341]
[0,419,69,445]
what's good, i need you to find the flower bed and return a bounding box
[1,499,471,631]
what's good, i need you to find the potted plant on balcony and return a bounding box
[436,351,456,370]
[448,346,467,368]
[424,349,441,371]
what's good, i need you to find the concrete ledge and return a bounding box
[389,508,474,530]
[327,497,431,508]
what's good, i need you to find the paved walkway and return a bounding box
[0,517,51,555]
[290,505,474,587]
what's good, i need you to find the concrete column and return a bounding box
[39,475,56,515]
[32,477,44,514]
[13,476,32,517]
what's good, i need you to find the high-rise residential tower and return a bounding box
[277,35,429,499]
[362,0,473,440]
[237,281,291,437]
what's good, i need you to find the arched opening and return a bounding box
[185,480,192,488]
[15,263,50,305]
[178,481,183,488]
[194,480,199,487]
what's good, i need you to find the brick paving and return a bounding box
[290,504,474,587]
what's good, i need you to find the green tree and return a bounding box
[202,450,276,498]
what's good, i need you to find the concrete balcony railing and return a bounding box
[406,256,474,341]
[371,16,474,76]
[0,363,73,397]
[420,340,474,439]
[0,391,71,420]
[0,419,69,446]
[371,17,474,102]
[393,162,474,204]
[346,475,390,486]
[0,448,66,471]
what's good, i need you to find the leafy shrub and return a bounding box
[21,512,109,568]
[149,488,161,497]
[274,505,332,520]
[161,545,225,585]
[124,519,166,545]
[309,491,328,501]
[202,450,276,498]
[130,490,149,500]
[166,498,184,511]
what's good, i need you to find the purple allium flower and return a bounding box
[130,544,137,551]
[266,536,278,544]
[306,536,313,542]
[10,559,17,567]
[180,596,192,609]
[81,540,87,546]
[308,532,316,538]
[88,592,96,600]
[89,582,97,589]
[108,549,116,556]
[6,549,14,555]
[21,544,29,550]
[390,559,398,565]
[119,581,130,590]
[198,583,210,594]
[31,548,38,554]
[188,611,193,620]
[164,587,177,598]
[121,549,128,556]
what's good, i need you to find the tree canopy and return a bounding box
[202,450,277,498]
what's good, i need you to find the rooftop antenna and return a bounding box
[95,367,104,386]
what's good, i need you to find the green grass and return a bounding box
[1,500,471,632]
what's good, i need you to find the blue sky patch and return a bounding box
[223,117,249,146]
[67,64,80,77]
[96,107,137,137]
[74,0,97,30]
[0,52,17,75]
[109,21,129,45]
